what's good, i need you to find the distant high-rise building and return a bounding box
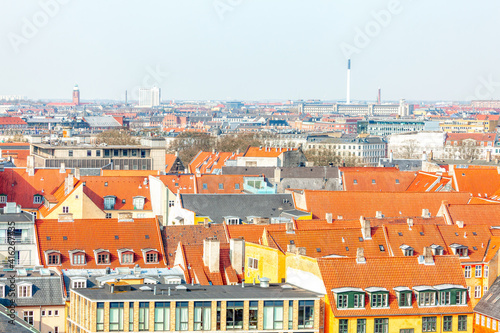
[139,86,161,107]
[72,84,80,105]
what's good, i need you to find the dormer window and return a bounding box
[71,278,87,289]
[141,248,159,264]
[133,196,145,210]
[18,282,32,298]
[69,250,86,265]
[104,196,116,210]
[414,286,437,306]
[45,250,61,266]
[430,244,444,255]
[394,287,412,307]
[0,283,5,298]
[400,244,414,256]
[117,249,135,264]
[368,289,389,308]
[450,244,468,257]
[33,195,43,204]
[94,249,111,265]
[332,288,365,309]
[225,217,240,225]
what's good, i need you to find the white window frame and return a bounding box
[62,206,69,213]
[72,280,86,289]
[0,195,6,204]
[464,266,471,278]
[146,252,158,263]
[33,195,43,204]
[122,253,134,264]
[475,286,482,298]
[485,265,489,278]
[475,265,482,278]
[18,284,32,298]
[248,257,259,270]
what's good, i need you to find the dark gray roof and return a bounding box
[180,194,296,223]
[0,270,65,307]
[474,276,500,320]
[0,305,39,333]
[222,166,339,179]
[73,282,322,302]
[0,211,33,223]
[378,158,423,171]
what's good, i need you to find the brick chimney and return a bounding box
[64,174,74,195]
[356,248,366,264]
[423,247,434,265]
[203,238,220,273]
[286,221,295,234]
[360,216,371,240]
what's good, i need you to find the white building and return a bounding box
[139,86,161,107]
[388,132,447,160]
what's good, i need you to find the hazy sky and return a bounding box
[1,0,499,102]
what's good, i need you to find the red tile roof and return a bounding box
[243,146,297,158]
[446,204,500,226]
[36,217,166,269]
[437,225,492,263]
[188,151,242,174]
[406,171,453,192]
[446,133,497,143]
[383,224,449,256]
[318,256,472,317]
[452,168,500,198]
[290,190,472,220]
[156,175,196,194]
[341,169,416,191]
[195,174,246,194]
[0,117,27,125]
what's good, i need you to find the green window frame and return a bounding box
[422,317,437,332]
[374,318,388,333]
[263,301,283,330]
[371,293,388,308]
[357,319,366,333]
[443,316,452,332]
[458,315,467,331]
[399,292,411,307]
[109,302,124,332]
[339,319,349,333]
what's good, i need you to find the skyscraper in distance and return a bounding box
[73,84,80,105]
[139,86,161,108]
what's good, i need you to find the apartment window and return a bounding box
[118,253,132,264]
[97,253,110,264]
[23,311,34,325]
[18,285,32,298]
[96,150,101,157]
[485,286,488,295]
[338,294,348,308]
[298,300,314,329]
[339,319,349,333]
[139,302,150,331]
[443,316,453,332]
[456,247,468,257]
[374,318,389,333]
[287,301,293,329]
[0,195,6,203]
[464,266,471,278]
[216,301,221,330]
[106,213,112,219]
[458,315,467,331]
[422,317,437,332]
[247,257,258,269]
[440,291,451,305]
[194,301,211,331]
[68,150,73,157]
[262,300,285,330]
[485,265,489,278]
[399,292,411,307]
[104,197,116,210]
[456,290,467,304]
[371,293,388,308]
[175,302,189,331]
[114,149,119,157]
[62,206,69,213]
[123,150,128,156]
[109,302,124,331]
[129,302,134,331]
[419,292,436,306]
[96,303,104,331]
[146,252,158,263]
[154,302,170,331]
[353,293,365,308]
[475,286,482,298]
[357,319,366,333]
[73,253,85,265]
[227,301,244,330]
[168,200,175,207]
[400,329,414,333]
[203,183,208,190]
[72,281,86,289]
[133,197,145,210]
[218,183,224,190]
[48,253,60,265]
[33,195,43,204]
[87,150,92,157]
[475,265,482,278]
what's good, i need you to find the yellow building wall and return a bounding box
[44,185,105,220]
[330,314,473,333]
[296,213,313,220]
[463,264,488,307]
[285,252,322,279]
[244,242,285,283]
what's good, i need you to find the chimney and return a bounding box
[286,221,295,234]
[356,248,366,264]
[58,213,74,222]
[429,150,434,161]
[422,151,427,161]
[297,247,306,256]
[274,167,282,182]
[389,150,393,163]
[27,155,35,176]
[456,220,464,228]
[287,244,296,253]
[59,163,66,173]
[487,150,492,163]
[407,218,413,230]
[64,174,74,194]
[375,211,383,219]
[422,209,430,218]
[74,168,81,180]
[230,238,245,274]
[360,216,371,240]
[203,238,220,273]
[110,284,115,294]
[423,247,434,265]
[326,213,333,224]
[118,212,134,222]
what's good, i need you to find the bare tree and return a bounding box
[457,139,481,160]
[96,130,138,145]
[397,139,418,159]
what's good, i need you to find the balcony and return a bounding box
[0,237,34,245]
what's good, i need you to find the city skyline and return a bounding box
[1,0,499,101]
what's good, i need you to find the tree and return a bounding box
[96,130,138,145]
[304,148,340,166]
[397,139,418,159]
[216,133,263,152]
[168,132,215,165]
[457,139,481,160]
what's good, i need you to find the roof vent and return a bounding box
[456,221,464,228]
[259,277,270,288]
[375,211,384,219]
[422,209,430,218]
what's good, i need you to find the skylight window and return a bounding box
[359,237,364,242]
[473,232,477,236]
[379,245,385,252]
[420,232,424,236]
[398,232,403,236]
[345,247,349,251]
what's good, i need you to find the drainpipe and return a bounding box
[39,305,42,331]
